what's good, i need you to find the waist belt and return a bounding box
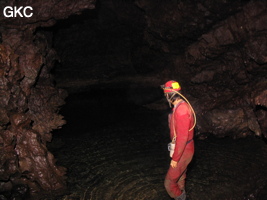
[186,139,193,144]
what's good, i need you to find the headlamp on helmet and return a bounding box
[161,80,181,93]
[160,80,197,131]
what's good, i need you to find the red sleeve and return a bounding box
[171,103,191,162]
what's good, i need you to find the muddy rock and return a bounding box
[0,0,96,199]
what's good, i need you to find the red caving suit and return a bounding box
[164,100,194,198]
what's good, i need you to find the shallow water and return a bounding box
[48,91,267,200]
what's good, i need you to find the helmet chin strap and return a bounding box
[165,93,176,108]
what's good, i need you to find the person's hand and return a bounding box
[170,160,178,168]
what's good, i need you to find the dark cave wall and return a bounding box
[0,0,95,199]
[0,28,68,196]
[135,0,267,138]
[185,1,267,138]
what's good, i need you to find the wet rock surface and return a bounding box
[49,90,267,200]
[0,29,68,198]
[0,1,96,198]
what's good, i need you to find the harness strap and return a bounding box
[172,138,193,144]
[171,100,193,145]
[171,100,184,143]
[186,139,193,144]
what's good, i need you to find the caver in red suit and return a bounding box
[161,80,195,200]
